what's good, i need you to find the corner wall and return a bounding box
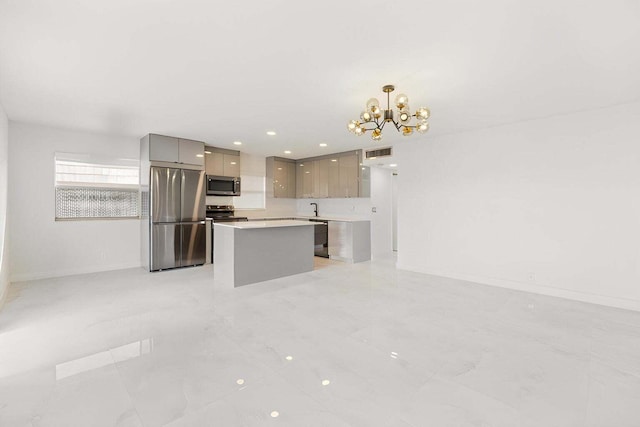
[0,103,9,307]
[396,101,640,311]
[8,123,142,282]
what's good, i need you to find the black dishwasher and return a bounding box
[309,219,329,258]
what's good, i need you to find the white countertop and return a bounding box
[245,216,370,223]
[296,215,370,222]
[214,219,315,229]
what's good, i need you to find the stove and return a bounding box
[207,205,248,263]
[206,205,248,222]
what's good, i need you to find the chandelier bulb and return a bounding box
[366,98,380,113]
[416,121,430,134]
[395,93,409,109]
[416,107,431,121]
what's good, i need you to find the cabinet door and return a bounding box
[149,134,179,163]
[222,154,240,177]
[273,160,288,197]
[339,153,359,197]
[304,161,315,198]
[328,156,341,197]
[296,161,314,198]
[178,139,204,166]
[287,161,297,198]
[206,152,224,175]
[205,151,220,175]
[296,162,304,198]
[315,158,330,198]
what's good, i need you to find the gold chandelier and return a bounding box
[347,84,430,141]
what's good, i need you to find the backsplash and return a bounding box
[296,197,372,219]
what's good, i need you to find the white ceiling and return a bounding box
[1,0,639,160]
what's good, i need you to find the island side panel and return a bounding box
[352,221,371,263]
[213,224,236,288]
[233,225,314,287]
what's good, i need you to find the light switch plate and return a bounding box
[372,207,377,213]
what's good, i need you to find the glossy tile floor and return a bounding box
[1,256,640,427]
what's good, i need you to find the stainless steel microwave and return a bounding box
[207,175,241,196]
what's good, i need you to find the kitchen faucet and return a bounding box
[310,202,318,217]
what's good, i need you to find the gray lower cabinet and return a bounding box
[328,220,371,263]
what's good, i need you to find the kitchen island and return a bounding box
[213,220,315,287]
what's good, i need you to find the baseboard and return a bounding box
[395,261,640,313]
[10,262,142,283]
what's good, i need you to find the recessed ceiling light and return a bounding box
[233,141,242,145]
[390,163,397,167]
[196,154,204,158]
[331,159,337,162]
[270,411,279,418]
[284,150,291,154]
[204,150,212,154]
[230,162,237,165]
[266,131,276,136]
[321,380,331,386]
[369,156,377,160]
[319,143,327,147]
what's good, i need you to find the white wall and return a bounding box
[9,123,141,282]
[396,101,640,311]
[296,167,394,258]
[0,103,9,306]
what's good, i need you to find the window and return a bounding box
[55,153,139,220]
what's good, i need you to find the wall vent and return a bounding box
[365,147,392,159]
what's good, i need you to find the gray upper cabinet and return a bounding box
[339,152,359,198]
[178,138,205,166]
[315,158,330,198]
[223,153,240,177]
[296,160,315,199]
[266,157,296,198]
[269,150,367,199]
[205,150,223,175]
[148,134,204,166]
[328,156,341,197]
[205,148,241,177]
[149,134,179,163]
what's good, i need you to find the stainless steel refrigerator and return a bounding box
[149,167,206,271]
